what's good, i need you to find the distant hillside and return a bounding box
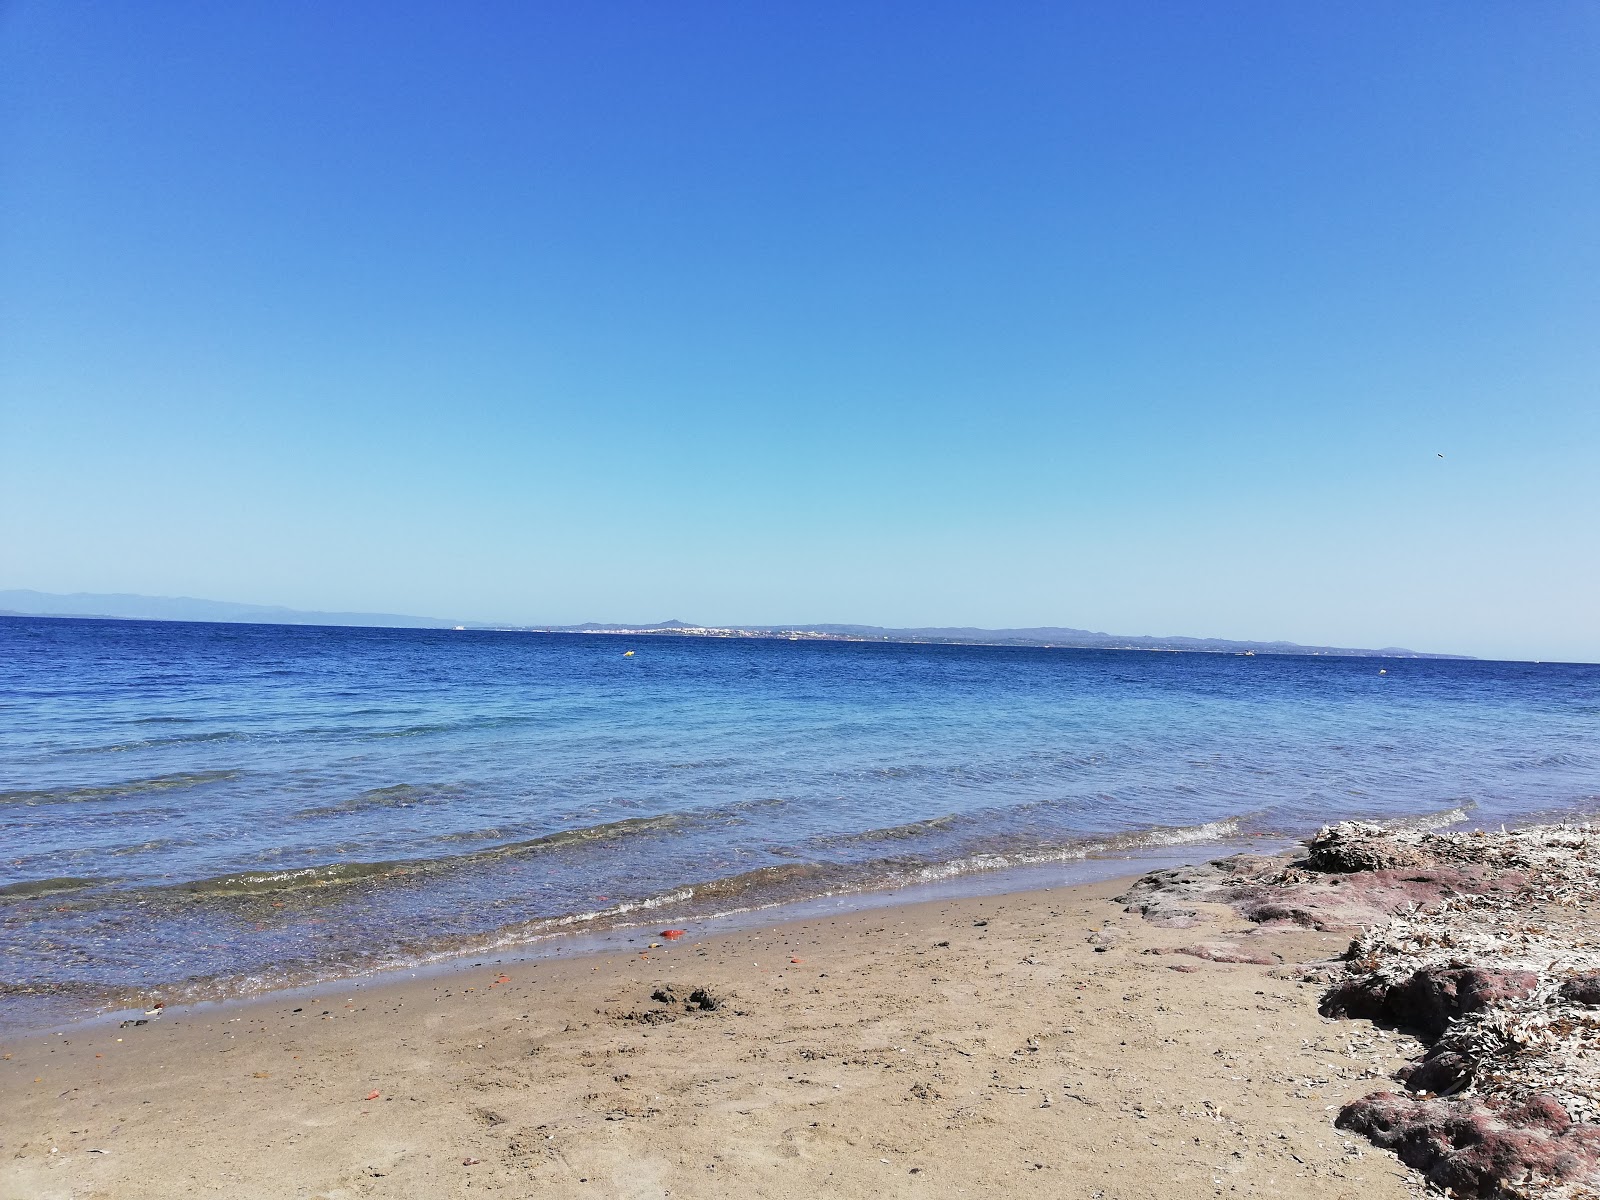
[0,590,457,629]
[541,620,1466,659]
[0,591,1465,657]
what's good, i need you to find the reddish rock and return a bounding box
[1119,854,1513,935]
[1322,966,1538,1037]
[1144,944,1282,966]
[1338,1090,1600,1197]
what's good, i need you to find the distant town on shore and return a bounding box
[0,589,1466,659]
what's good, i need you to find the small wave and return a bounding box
[295,783,455,819]
[59,731,251,755]
[166,813,687,899]
[534,888,696,930]
[179,858,413,897]
[810,815,958,845]
[910,818,1244,883]
[1400,802,1479,832]
[361,723,460,740]
[349,713,546,741]
[0,876,106,900]
[1508,750,1594,771]
[681,862,837,901]
[0,770,240,806]
[107,837,197,857]
[1363,800,1479,835]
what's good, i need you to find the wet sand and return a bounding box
[0,872,1417,1200]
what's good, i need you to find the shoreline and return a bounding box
[2,833,1289,1040]
[11,818,1600,1196]
[3,851,1418,1200]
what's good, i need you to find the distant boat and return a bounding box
[453,626,465,631]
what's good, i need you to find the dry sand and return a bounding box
[1,874,1420,1199]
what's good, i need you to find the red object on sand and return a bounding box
[659,929,687,940]
[364,1091,381,1101]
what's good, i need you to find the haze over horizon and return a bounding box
[3,4,1597,663]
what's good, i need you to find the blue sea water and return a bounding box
[2,616,1597,1029]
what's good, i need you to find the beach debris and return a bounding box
[618,1007,676,1025]
[462,1157,482,1166]
[659,929,686,940]
[364,1090,381,1101]
[1130,819,1600,1197]
[649,983,724,1012]
[1144,943,1281,966]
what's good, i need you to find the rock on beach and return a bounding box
[1123,818,1600,1198]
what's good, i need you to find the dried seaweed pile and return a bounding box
[1120,819,1600,1197]
[1310,822,1600,1198]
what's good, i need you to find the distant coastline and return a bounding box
[530,619,1466,658]
[0,588,1466,658]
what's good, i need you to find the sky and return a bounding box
[2,3,1597,662]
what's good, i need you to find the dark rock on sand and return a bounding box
[1321,966,1539,1038]
[1560,973,1600,1006]
[1402,1048,1476,1095]
[650,984,724,1012]
[619,1008,677,1025]
[1304,822,1430,873]
[1337,1090,1600,1197]
[1120,831,1520,935]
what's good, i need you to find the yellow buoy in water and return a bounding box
[623,650,635,657]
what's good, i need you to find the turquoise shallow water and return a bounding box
[2,615,1597,1028]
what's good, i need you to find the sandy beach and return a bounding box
[2,867,1420,1200]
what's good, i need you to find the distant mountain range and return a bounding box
[545,619,1462,658]
[0,589,458,629]
[0,589,1466,658]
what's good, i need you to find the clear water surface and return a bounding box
[2,616,1596,1029]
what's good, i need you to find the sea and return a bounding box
[3,615,1597,1033]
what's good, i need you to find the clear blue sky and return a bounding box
[3,3,1597,661]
